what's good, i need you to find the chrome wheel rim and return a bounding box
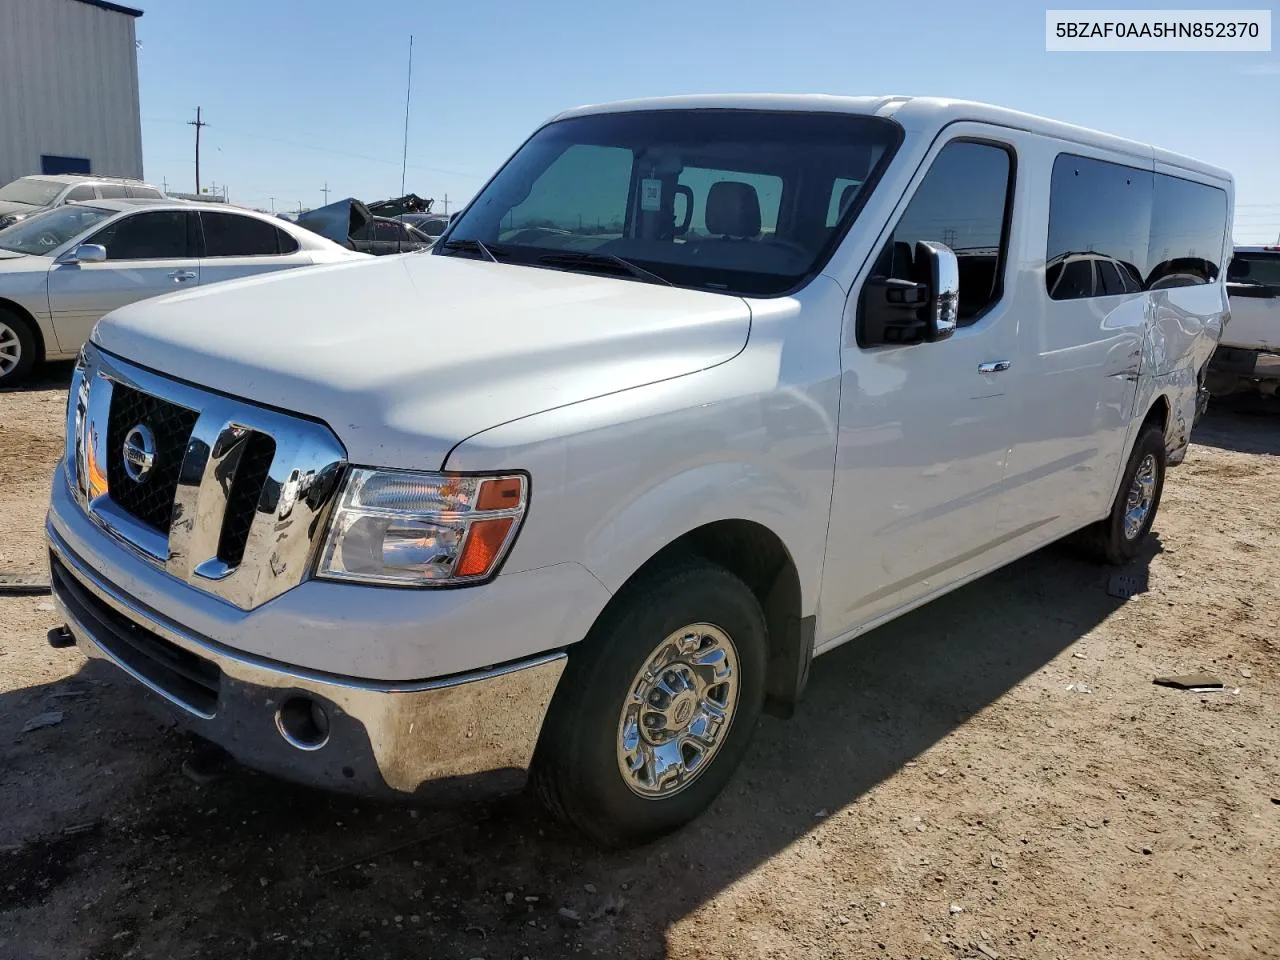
[616,622,739,800]
[0,321,20,376]
[1123,453,1158,540]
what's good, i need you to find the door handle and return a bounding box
[977,360,1011,374]
[168,270,197,283]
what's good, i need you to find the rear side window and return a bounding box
[1046,153,1227,298]
[126,186,164,199]
[201,212,285,256]
[1229,252,1280,287]
[65,185,96,202]
[880,140,1014,322]
[88,211,195,260]
[1147,174,1227,288]
[1046,154,1151,300]
[97,184,128,199]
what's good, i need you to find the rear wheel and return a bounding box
[0,309,38,388]
[1076,423,1166,565]
[531,559,767,847]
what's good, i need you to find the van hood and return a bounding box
[92,253,752,469]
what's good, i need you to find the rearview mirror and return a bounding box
[58,243,107,265]
[858,241,959,346]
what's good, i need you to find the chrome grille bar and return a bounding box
[69,343,348,610]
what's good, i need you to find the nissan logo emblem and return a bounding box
[122,423,157,483]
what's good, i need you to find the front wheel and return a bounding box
[0,310,38,388]
[1077,423,1167,565]
[531,559,767,847]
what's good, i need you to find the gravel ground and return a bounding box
[1,367,1277,960]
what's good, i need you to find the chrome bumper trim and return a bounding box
[48,520,568,798]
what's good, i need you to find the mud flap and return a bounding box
[763,614,815,719]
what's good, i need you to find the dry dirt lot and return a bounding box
[1,365,1277,960]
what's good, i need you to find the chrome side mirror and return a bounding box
[916,240,958,342]
[57,243,107,265]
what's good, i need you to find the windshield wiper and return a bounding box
[438,238,500,262]
[537,252,672,286]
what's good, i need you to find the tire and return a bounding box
[0,309,38,388]
[531,559,767,847]
[1076,423,1167,565]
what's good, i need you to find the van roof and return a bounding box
[551,94,1231,185]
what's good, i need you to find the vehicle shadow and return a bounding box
[1194,397,1280,455]
[0,535,1160,960]
[0,359,75,395]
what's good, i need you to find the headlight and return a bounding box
[316,468,528,587]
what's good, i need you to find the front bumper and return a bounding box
[48,523,567,799]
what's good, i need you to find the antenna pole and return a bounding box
[400,35,414,196]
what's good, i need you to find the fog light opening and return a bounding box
[275,696,330,751]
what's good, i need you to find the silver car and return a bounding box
[0,174,167,230]
[0,199,363,386]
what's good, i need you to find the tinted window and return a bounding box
[1049,258,1097,300]
[126,186,164,199]
[1148,173,1227,288]
[421,218,446,238]
[373,220,406,242]
[65,185,96,202]
[1046,154,1152,301]
[201,212,282,256]
[275,226,299,253]
[1228,251,1280,286]
[88,211,193,259]
[880,140,1013,321]
[97,184,128,199]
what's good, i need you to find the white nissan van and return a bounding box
[46,96,1232,846]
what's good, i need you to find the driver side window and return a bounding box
[88,212,195,260]
[876,140,1014,324]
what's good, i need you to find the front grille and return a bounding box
[216,432,276,567]
[51,553,221,716]
[105,384,199,533]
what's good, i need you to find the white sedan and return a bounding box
[0,199,365,386]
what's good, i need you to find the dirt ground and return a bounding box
[1,364,1276,960]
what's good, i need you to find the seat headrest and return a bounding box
[706,181,761,238]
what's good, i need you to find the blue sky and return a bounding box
[136,0,1279,242]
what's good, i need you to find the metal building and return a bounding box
[0,0,144,186]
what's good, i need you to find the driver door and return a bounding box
[47,210,201,352]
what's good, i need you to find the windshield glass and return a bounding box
[0,204,113,255]
[0,178,64,207]
[441,109,901,296]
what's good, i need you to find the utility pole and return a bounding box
[400,34,414,196]
[268,197,276,214]
[321,183,331,205]
[187,106,207,195]
[162,177,168,194]
[443,194,448,215]
[297,201,303,215]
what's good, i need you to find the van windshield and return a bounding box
[440,109,901,296]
